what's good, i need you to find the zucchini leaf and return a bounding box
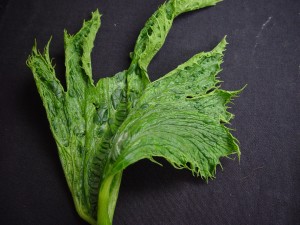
[98,38,241,225]
[106,38,240,180]
[126,0,222,108]
[27,1,242,225]
[27,11,126,224]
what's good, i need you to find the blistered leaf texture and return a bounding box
[108,39,240,181]
[27,1,242,225]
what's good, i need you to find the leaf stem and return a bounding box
[97,172,122,225]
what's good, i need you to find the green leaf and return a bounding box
[105,38,240,181]
[126,0,222,108]
[27,11,127,224]
[27,1,243,225]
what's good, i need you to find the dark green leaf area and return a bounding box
[83,72,127,217]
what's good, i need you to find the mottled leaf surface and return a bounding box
[107,38,240,180]
[27,11,127,224]
[27,0,242,225]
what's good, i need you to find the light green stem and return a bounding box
[97,172,122,225]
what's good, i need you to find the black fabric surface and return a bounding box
[0,0,299,224]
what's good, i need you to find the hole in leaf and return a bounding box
[206,88,215,94]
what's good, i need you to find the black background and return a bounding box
[0,0,299,224]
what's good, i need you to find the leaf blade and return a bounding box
[126,0,221,108]
[106,39,240,181]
